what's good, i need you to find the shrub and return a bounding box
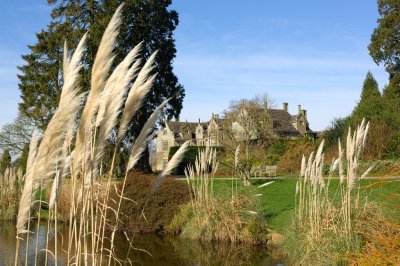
[109,171,190,233]
[277,139,316,174]
[349,216,400,265]
[168,146,224,175]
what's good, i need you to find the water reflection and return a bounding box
[0,222,285,265]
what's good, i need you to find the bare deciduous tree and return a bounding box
[0,113,37,157]
[218,94,276,185]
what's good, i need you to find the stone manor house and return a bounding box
[154,103,316,171]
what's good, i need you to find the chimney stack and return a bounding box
[298,105,302,114]
[302,110,307,119]
[283,102,288,112]
[175,116,180,122]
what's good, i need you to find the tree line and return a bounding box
[325,0,400,160]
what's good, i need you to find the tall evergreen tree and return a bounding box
[18,143,29,175]
[0,150,12,175]
[17,0,184,171]
[351,71,382,124]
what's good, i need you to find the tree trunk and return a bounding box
[134,147,153,173]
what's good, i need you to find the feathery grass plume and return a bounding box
[63,40,68,79]
[330,158,339,174]
[31,35,86,189]
[48,119,75,211]
[16,130,39,234]
[315,140,325,187]
[126,98,171,172]
[87,43,143,182]
[305,151,314,182]
[338,139,345,184]
[60,33,87,104]
[300,155,306,178]
[117,51,158,141]
[234,145,240,168]
[95,42,142,128]
[361,165,374,180]
[151,140,190,194]
[48,152,72,210]
[73,4,124,177]
[48,171,60,210]
[95,43,142,147]
[346,120,369,190]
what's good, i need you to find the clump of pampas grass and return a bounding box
[169,146,269,245]
[0,166,23,221]
[283,120,386,265]
[14,4,181,266]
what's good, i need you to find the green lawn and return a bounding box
[212,178,400,234]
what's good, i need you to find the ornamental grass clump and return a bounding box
[13,4,184,265]
[0,167,23,220]
[284,120,380,265]
[169,146,269,244]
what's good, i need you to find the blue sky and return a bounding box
[0,1,388,131]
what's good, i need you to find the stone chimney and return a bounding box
[175,116,180,122]
[302,109,307,119]
[298,105,302,114]
[283,102,288,112]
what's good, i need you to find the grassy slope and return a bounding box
[212,178,400,234]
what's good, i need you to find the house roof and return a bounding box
[269,109,301,136]
[164,106,314,139]
[166,121,208,134]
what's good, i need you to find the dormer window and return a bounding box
[163,129,167,135]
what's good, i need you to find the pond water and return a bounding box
[0,222,285,265]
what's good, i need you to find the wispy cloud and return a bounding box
[175,50,388,130]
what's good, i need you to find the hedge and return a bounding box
[168,146,224,175]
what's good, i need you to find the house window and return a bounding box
[163,129,167,135]
[162,141,168,152]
